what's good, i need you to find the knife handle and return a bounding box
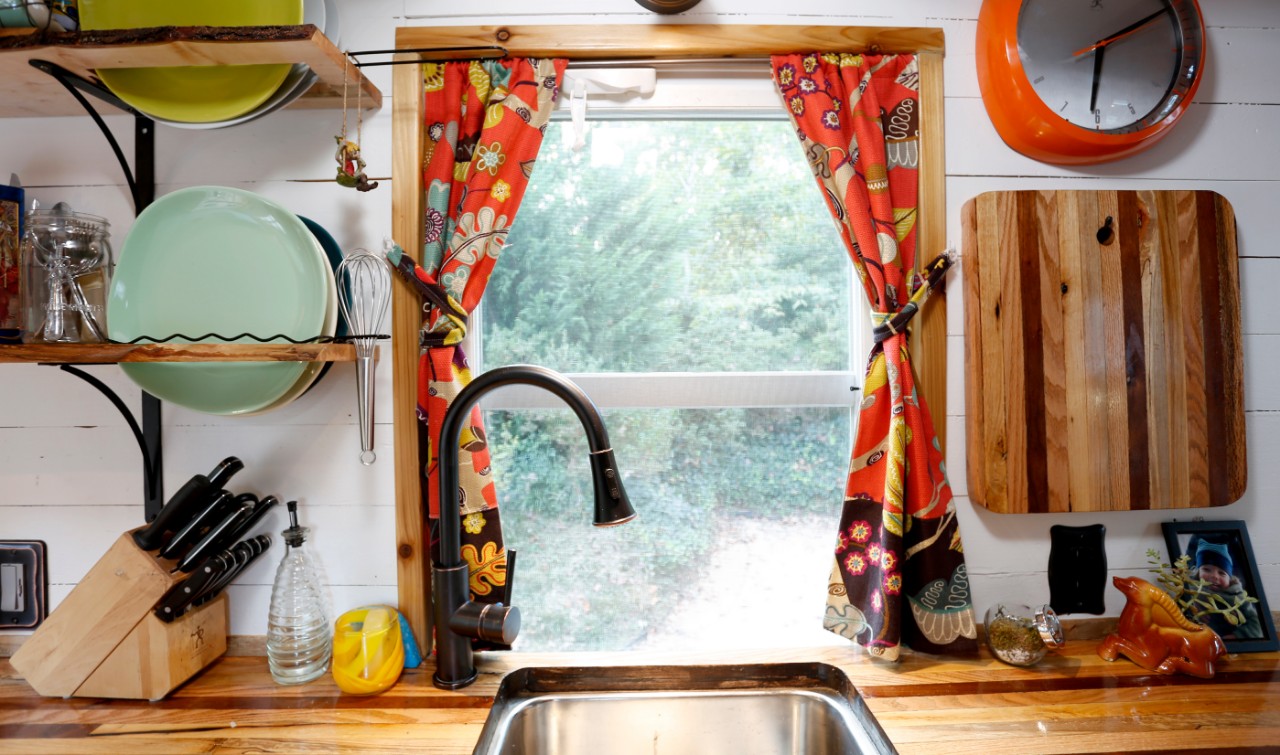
[158,490,235,561]
[132,457,243,551]
[193,535,272,608]
[206,456,244,491]
[220,495,280,547]
[153,555,228,623]
[133,475,213,551]
[175,497,255,573]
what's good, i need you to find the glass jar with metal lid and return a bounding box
[984,603,1065,667]
[20,202,112,343]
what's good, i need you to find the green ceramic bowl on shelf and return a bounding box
[78,0,303,124]
[106,186,331,415]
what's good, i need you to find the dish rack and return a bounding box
[9,529,227,701]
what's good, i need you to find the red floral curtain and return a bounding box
[388,57,567,617]
[772,53,977,659]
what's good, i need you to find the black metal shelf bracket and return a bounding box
[30,59,165,519]
[55,365,162,507]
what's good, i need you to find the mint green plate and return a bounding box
[107,187,329,415]
[79,0,303,123]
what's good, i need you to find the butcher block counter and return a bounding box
[2,639,1278,754]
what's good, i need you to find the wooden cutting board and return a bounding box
[961,191,1245,513]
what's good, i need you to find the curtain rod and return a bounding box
[347,46,776,69]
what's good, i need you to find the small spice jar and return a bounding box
[984,603,1064,667]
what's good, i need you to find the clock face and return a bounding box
[1017,0,1204,134]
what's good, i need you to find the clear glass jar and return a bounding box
[984,603,1064,667]
[266,502,332,685]
[19,203,113,343]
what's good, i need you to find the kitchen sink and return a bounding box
[471,662,897,755]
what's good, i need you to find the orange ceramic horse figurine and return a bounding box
[1097,576,1227,679]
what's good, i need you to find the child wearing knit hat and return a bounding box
[1191,540,1262,640]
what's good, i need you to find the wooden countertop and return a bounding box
[2,640,1278,754]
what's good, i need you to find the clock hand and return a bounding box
[1072,7,1169,57]
[1089,45,1106,115]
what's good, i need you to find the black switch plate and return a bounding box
[1048,524,1107,615]
[0,541,47,630]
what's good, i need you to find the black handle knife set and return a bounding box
[134,457,280,623]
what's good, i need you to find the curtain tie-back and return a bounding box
[869,250,953,344]
[386,242,469,348]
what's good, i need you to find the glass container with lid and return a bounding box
[984,603,1065,667]
[19,202,113,343]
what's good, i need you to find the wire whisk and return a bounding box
[336,247,391,465]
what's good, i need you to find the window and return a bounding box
[472,71,866,651]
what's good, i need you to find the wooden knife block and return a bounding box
[9,530,228,701]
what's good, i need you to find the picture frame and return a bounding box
[1162,520,1277,653]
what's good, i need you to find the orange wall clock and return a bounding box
[976,0,1206,165]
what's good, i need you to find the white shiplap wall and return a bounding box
[1,0,1276,639]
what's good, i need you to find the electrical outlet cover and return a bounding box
[0,541,48,629]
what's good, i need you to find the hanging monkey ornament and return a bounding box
[336,56,378,192]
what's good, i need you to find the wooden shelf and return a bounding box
[0,25,380,118]
[0,341,357,364]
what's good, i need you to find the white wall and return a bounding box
[1,0,1276,640]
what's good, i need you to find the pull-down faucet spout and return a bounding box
[432,365,636,690]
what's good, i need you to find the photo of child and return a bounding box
[1187,538,1263,640]
[1163,519,1277,653]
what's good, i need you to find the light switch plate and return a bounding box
[0,541,47,630]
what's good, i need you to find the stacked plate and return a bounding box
[106,187,340,415]
[79,0,340,128]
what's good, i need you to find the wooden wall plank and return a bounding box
[1035,191,1070,513]
[1156,191,1190,508]
[977,193,1009,511]
[1078,192,1114,512]
[1013,191,1044,513]
[1096,191,1130,511]
[960,199,986,507]
[396,24,945,58]
[1116,191,1149,511]
[391,55,431,650]
[916,51,948,456]
[1177,191,1209,508]
[1057,192,1092,513]
[1214,194,1248,503]
[1136,189,1165,510]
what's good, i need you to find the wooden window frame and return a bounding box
[390,24,948,645]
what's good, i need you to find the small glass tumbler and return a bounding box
[984,603,1065,667]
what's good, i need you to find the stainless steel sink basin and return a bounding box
[471,662,897,755]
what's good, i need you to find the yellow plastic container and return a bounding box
[332,605,404,695]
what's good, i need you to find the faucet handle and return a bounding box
[449,600,521,646]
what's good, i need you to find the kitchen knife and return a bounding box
[133,456,244,551]
[191,535,272,608]
[217,495,279,549]
[152,552,230,623]
[174,494,256,573]
[157,489,236,561]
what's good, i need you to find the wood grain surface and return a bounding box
[2,641,1277,754]
[0,26,380,119]
[0,342,357,363]
[390,54,432,652]
[395,24,945,59]
[963,190,1246,513]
